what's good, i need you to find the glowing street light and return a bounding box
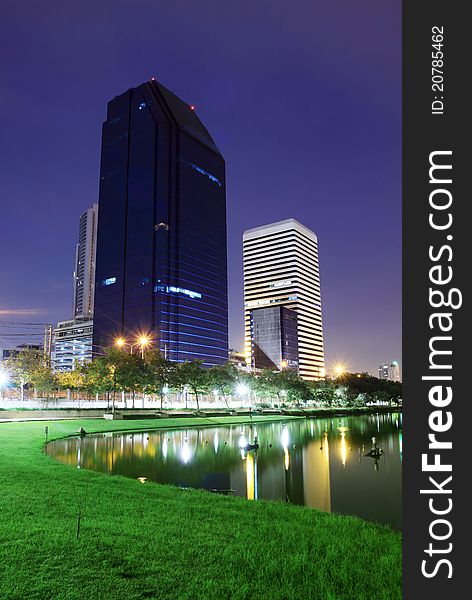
[114,334,152,358]
[138,335,151,358]
[114,337,130,351]
[0,369,8,387]
[0,368,9,402]
[236,382,249,396]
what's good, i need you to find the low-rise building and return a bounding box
[228,349,248,371]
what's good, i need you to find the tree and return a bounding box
[334,373,402,405]
[207,363,237,408]
[83,348,129,411]
[252,370,275,405]
[279,371,311,405]
[115,352,149,408]
[5,347,46,401]
[30,365,57,401]
[178,361,210,410]
[56,369,85,399]
[144,349,173,410]
[250,369,311,407]
[170,361,189,408]
[81,358,113,399]
[308,380,337,406]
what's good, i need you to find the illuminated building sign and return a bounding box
[189,163,222,187]
[101,277,116,286]
[245,295,298,308]
[154,284,202,299]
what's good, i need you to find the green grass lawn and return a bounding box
[0,417,401,599]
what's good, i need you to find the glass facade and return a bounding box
[250,306,299,371]
[93,80,228,366]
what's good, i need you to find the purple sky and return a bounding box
[0,1,401,375]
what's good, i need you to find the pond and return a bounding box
[48,413,402,529]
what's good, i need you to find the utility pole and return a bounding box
[43,324,53,365]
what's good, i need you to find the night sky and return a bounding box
[0,1,401,375]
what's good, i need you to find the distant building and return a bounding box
[73,203,98,319]
[250,306,299,372]
[243,219,324,380]
[1,344,41,363]
[0,344,42,363]
[52,204,97,372]
[379,361,401,382]
[52,318,93,372]
[228,349,247,370]
[93,79,228,366]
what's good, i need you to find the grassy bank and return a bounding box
[0,417,401,599]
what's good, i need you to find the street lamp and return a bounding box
[333,364,346,378]
[115,337,126,349]
[236,382,249,396]
[114,334,151,358]
[236,382,250,408]
[138,335,151,359]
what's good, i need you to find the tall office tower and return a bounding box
[73,204,98,319]
[93,79,228,366]
[243,219,324,380]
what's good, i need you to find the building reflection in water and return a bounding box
[338,427,349,468]
[302,432,331,512]
[48,415,402,528]
[245,452,257,500]
[281,426,290,471]
[180,438,192,464]
[162,438,168,459]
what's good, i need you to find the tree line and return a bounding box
[3,347,402,409]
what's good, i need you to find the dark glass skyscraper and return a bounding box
[93,79,228,366]
[250,306,299,372]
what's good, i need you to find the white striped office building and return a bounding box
[243,219,325,380]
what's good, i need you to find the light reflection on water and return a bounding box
[48,413,402,529]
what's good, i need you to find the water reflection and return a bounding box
[48,413,402,529]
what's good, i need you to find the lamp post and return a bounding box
[115,335,151,409]
[115,335,151,358]
[236,382,250,408]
